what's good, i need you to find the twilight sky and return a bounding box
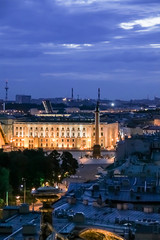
[0,0,160,100]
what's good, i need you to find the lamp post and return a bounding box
[10,138,15,151]
[22,178,26,203]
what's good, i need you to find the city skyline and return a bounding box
[0,0,160,100]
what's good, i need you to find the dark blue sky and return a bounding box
[0,0,160,100]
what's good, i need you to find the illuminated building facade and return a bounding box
[12,120,119,150]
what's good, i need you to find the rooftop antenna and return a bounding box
[5,80,9,102]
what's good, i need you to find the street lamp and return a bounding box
[22,178,26,203]
[10,138,15,151]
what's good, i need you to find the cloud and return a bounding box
[120,16,160,30]
[150,44,160,48]
[41,72,111,81]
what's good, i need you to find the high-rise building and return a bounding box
[15,95,31,104]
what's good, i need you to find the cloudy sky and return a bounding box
[0,0,160,100]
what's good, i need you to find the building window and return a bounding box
[101,132,103,136]
[62,144,64,147]
[51,127,54,131]
[78,128,80,131]
[72,133,75,137]
[57,128,59,131]
[46,143,48,147]
[67,139,69,142]
[46,139,48,142]
[30,127,32,130]
[62,127,64,131]
[72,139,74,142]
[67,132,69,137]
[67,127,69,131]
[41,143,43,147]
[62,139,64,142]
[16,127,18,130]
[101,127,103,131]
[57,132,59,137]
[41,127,43,131]
[72,144,74,147]
[62,132,64,137]
[72,128,75,131]
[46,127,48,131]
[83,128,85,131]
[83,133,85,137]
[16,132,18,136]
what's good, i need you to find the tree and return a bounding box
[61,151,79,179]
[45,150,61,184]
[0,167,10,202]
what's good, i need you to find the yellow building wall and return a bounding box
[11,121,119,150]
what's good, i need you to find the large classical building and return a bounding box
[12,120,119,150]
[0,107,119,150]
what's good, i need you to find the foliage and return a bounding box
[0,167,10,198]
[0,149,79,199]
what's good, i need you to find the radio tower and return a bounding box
[5,80,9,102]
[71,88,74,100]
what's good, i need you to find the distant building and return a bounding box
[15,95,31,104]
